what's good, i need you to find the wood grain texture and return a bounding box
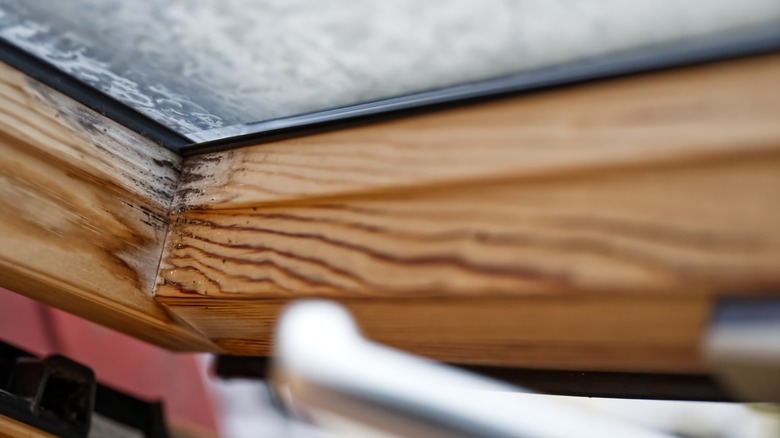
[177,54,780,209]
[159,152,780,370]
[162,153,780,298]
[159,295,711,372]
[157,54,780,370]
[0,61,216,351]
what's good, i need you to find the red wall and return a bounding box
[0,288,219,436]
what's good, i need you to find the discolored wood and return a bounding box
[162,154,780,299]
[158,153,780,370]
[3,49,779,372]
[177,54,780,209]
[157,55,780,371]
[0,61,216,351]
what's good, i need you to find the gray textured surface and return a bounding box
[0,0,778,139]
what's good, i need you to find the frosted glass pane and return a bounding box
[0,0,778,148]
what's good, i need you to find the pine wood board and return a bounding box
[0,61,216,351]
[1,52,779,372]
[162,154,780,299]
[156,54,780,371]
[160,294,714,372]
[177,54,780,209]
[157,152,780,371]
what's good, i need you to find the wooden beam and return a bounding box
[0,61,216,351]
[159,152,780,371]
[165,295,713,373]
[157,54,780,372]
[177,54,780,209]
[164,153,780,298]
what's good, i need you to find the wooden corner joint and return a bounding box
[155,54,780,372]
[2,54,779,371]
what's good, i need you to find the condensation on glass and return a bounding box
[0,0,778,150]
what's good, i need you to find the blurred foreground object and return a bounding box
[0,289,219,437]
[270,300,673,438]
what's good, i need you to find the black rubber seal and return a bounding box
[0,37,191,152]
[182,26,780,156]
[2,26,778,157]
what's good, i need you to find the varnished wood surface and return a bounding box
[156,55,780,371]
[177,55,780,209]
[1,52,778,372]
[162,154,780,298]
[158,152,780,371]
[162,295,712,372]
[0,61,216,351]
